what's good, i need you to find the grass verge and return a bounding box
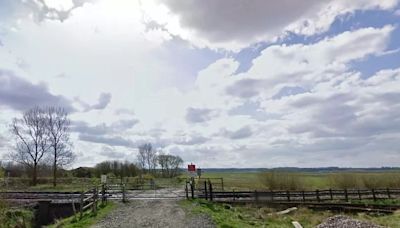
[181,199,400,228]
[0,200,34,228]
[46,202,116,228]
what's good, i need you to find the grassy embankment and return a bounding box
[0,200,34,227]
[46,202,116,228]
[181,199,400,228]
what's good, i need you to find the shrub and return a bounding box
[260,171,304,190]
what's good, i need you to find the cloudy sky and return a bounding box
[1,0,400,168]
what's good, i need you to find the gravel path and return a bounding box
[317,215,383,228]
[91,199,215,228]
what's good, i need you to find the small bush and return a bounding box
[259,171,304,190]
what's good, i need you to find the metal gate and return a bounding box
[104,178,186,200]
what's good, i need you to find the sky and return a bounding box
[0,0,400,168]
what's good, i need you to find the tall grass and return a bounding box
[258,171,400,190]
[329,172,400,189]
[0,200,33,227]
[259,171,304,190]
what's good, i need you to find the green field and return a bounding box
[199,171,400,190]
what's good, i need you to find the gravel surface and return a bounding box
[91,199,215,228]
[317,215,383,228]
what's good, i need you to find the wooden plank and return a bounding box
[292,221,303,228]
[276,207,298,215]
[84,196,93,202]
[83,202,94,211]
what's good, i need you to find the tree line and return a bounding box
[137,143,183,178]
[75,144,184,178]
[4,106,184,185]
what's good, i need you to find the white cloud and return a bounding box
[143,0,399,50]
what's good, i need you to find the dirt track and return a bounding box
[91,199,215,228]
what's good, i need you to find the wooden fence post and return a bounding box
[287,190,290,202]
[92,188,97,214]
[191,182,194,199]
[302,190,305,202]
[208,181,213,201]
[79,192,84,220]
[316,189,320,202]
[270,190,274,201]
[185,182,189,199]
[221,178,224,191]
[358,189,361,200]
[72,201,77,220]
[204,181,208,200]
[255,190,259,203]
[233,189,236,201]
[122,184,126,203]
[372,189,376,201]
[387,188,391,199]
[344,189,348,202]
[329,189,333,201]
[101,184,106,205]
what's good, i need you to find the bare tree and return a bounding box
[137,143,157,173]
[158,154,183,177]
[10,107,50,185]
[137,145,147,172]
[158,153,168,177]
[169,155,183,177]
[45,107,75,187]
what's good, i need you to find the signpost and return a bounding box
[101,175,107,184]
[188,164,196,172]
[197,168,202,178]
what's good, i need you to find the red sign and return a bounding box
[188,164,196,172]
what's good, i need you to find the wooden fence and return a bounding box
[187,180,400,203]
[197,178,224,191]
[75,187,99,220]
